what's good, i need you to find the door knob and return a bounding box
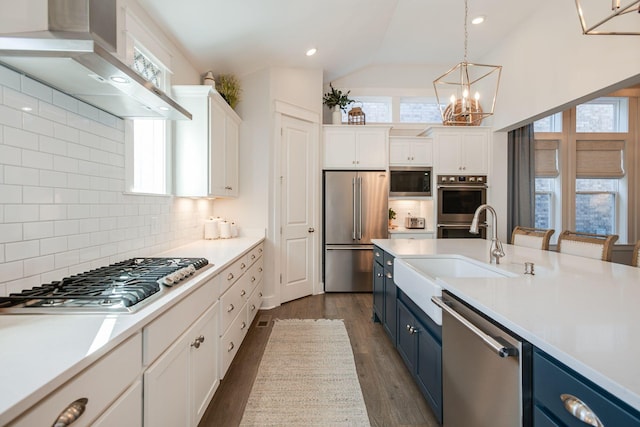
[308,227,315,233]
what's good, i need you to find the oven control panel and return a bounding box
[438,175,487,185]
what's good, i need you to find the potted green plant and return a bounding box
[388,208,397,228]
[323,83,355,124]
[215,74,241,110]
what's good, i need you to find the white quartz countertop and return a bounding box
[372,238,640,411]
[0,236,263,425]
[388,226,435,234]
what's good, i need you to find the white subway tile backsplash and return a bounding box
[68,233,91,250]
[40,236,68,255]
[39,170,67,188]
[77,102,101,122]
[24,254,55,275]
[0,105,22,128]
[39,135,68,156]
[78,218,99,233]
[53,123,79,143]
[3,87,39,112]
[5,240,39,262]
[67,143,92,161]
[4,205,39,223]
[0,184,22,203]
[21,76,53,103]
[23,150,53,170]
[78,245,101,263]
[78,130,101,149]
[53,156,78,173]
[23,221,54,240]
[0,260,25,284]
[39,204,67,221]
[38,101,67,124]
[0,224,22,243]
[23,113,54,137]
[67,112,93,132]
[53,188,79,204]
[40,267,70,285]
[4,165,39,186]
[54,220,79,237]
[52,90,78,113]
[6,275,43,295]
[98,111,119,128]
[54,250,79,269]
[0,144,21,166]
[0,244,4,263]
[67,204,91,219]
[0,66,21,90]
[23,186,53,204]
[77,189,99,204]
[4,126,39,151]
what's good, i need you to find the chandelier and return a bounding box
[433,0,502,126]
[575,0,640,35]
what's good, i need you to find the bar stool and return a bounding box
[511,226,555,250]
[556,230,618,262]
[632,240,640,267]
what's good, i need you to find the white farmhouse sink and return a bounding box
[394,256,516,326]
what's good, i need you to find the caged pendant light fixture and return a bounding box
[433,0,502,126]
[575,0,640,35]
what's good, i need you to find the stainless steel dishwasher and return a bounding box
[432,291,531,427]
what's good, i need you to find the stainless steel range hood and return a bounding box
[0,0,191,120]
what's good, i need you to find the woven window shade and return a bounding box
[576,140,625,178]
[535,140,559,177]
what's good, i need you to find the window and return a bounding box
[341,96,392,123]
[533,112,562,133]
[576,97,628,133]
[126,44,171,195]
[399,97,443,123]
[575,179,617,235]
[534,178,555,230]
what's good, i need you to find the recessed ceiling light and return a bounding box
[21,107,33,112]
[110,76,130,84]
[306,48,317,57]
[471,16,485,25]
[158,106,169,111]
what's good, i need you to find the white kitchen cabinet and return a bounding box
[389,137,433,166]
[425,127,490,174]
[174,85,241,197]
[144,303,220,427]
[323,126,390,169]
[9,333,142,427]
[92,381,143,427]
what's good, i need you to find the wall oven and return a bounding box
[437,175,487,239]
[389,167,432,197]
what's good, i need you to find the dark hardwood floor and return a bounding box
[199,293,439,427]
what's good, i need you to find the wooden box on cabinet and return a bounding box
[174,86,241,197]
[424,126,490,174]
[323,125,390,169]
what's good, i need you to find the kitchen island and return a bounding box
[373,238,640,419]
[0,235,264,426]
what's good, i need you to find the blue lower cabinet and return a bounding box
[533,349,640,426]
[397,290,443,424]
[383,272,397,343]
[372,246,397,345]
[373,259,384,323]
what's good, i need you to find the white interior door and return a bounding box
[280,115,316,303]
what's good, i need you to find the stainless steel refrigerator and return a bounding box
[323,171,388,292]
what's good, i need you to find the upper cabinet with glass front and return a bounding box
[173,86,241,198]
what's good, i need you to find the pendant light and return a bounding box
[433,0,502,126]
[575,0,640,35]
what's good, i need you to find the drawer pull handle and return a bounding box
[250,276,256,283]
[250,304,256,311]
[228,342,235,352]
[191,335,205,348]
[227,273,234,281]
[259,248,263,253]
[405,324,419,335]
[227,304,235,313]
[241,321,247,330]
[52,397,88,427]
[258,267,263,273]
[259,292,263,297]
[240,262,246,269]
[240,289,246,297]
[560,394,604,427]
[251,254,256,260]
[386,272,392,279]
[377,273,383,278]
[386,259,393,266]
[375,251,381,257]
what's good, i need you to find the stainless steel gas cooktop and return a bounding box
[0,257,210,314]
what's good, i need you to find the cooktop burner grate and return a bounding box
[0,257,209,314]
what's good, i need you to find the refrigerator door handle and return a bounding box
[358,176,363,240]
[352,177,357,240]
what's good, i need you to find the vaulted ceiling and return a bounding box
[139,0,556,82]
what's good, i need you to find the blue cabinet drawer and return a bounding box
[373,246,384,265]
[383,251,394,272]
[533,349,640,426]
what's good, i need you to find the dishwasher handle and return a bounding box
[432,296,518,358]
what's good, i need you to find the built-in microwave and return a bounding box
[389,167,432,197]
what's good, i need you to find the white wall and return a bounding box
[0,66,213,296]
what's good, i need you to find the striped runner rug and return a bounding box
[240,318,371,426]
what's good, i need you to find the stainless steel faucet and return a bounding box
[470,204,505,264]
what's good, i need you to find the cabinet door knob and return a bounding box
[251,276,256,283]
[240,289,246,297]
[259,292,263,297]
[560,394,604,427]
[258,267,263,273]
[240,321,247,330]
[191,339,201,349]
[227,304,235,313]
[385,272,392,279]
[228,342,235,352]
[240,262,246,269]
[225,186,232,190]
[308,227,315,233]
[251,254,256,260]
[53,398,88,427]
[251,304,256,311]
[227,273,234,281]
